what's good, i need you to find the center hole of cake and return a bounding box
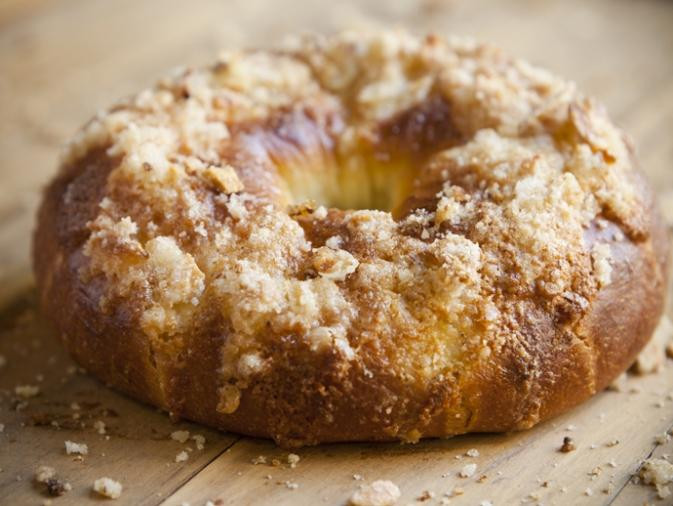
[279,160,416,214]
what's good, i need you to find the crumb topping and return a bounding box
[93,477,123,499]
[349,479,401,506]
[63,30,647,436]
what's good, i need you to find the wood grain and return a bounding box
[1,0,672,504]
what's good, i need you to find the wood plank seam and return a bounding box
[607,419,673,504]
[159,436,243,504]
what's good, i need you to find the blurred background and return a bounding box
[1,0,672,291]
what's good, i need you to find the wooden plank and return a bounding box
[0,0,672,504]
[0,291,239,505]
[161,365,673,506]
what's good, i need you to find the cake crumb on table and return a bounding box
[93,420,106,435]
[349,480,401,506]
[175,450,189,463]
[64,440,88,455]
[287,453,300,468]
[639,458,673,500]
[170,430,190,443]
[93,477,123,499]
[559,436,576,452]
[34,466,56,483]
[192,434,206,450]
[416,490,434,501]
[459,463,477,478]
[15,385,40,398]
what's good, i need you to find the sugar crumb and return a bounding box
[459,463,477,478]
[349,480,401,506]
[287,453,300,468]
[15,385,40,398]
[64,441,88,455]
[170,430,190,443]
[559,436,575,453]
[93,477,123,499]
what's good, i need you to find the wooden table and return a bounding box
[1,1,672,504]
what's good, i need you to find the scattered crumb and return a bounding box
[287,453,300,468]
[480,501,493,506]
[93,477,123,499]
[605,439,619,447]
[466,449,480,458]
[349,480,401,506]
[94,420,106,435]
[353,474,364,481]
[565,425,577,432]
[417,490,434,501]
[64,441,88,455]
[175,451,189,463]
[170,430,190,443]
[584,487,593,496]
[607,460,617,468]
[655,432,671,445]
[46,478,71,497]
[15,385,40,398]
[524,492,540,502]
[639,458,673,500]
[192,434,205,450]
[559,437,575,453]
[35,466,56,483]
[459,463,477,478]
[251,456,267,465]
[284,480,299,490]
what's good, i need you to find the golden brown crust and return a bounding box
[33,30,669,446]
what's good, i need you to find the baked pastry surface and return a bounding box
[34,30,669,447]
